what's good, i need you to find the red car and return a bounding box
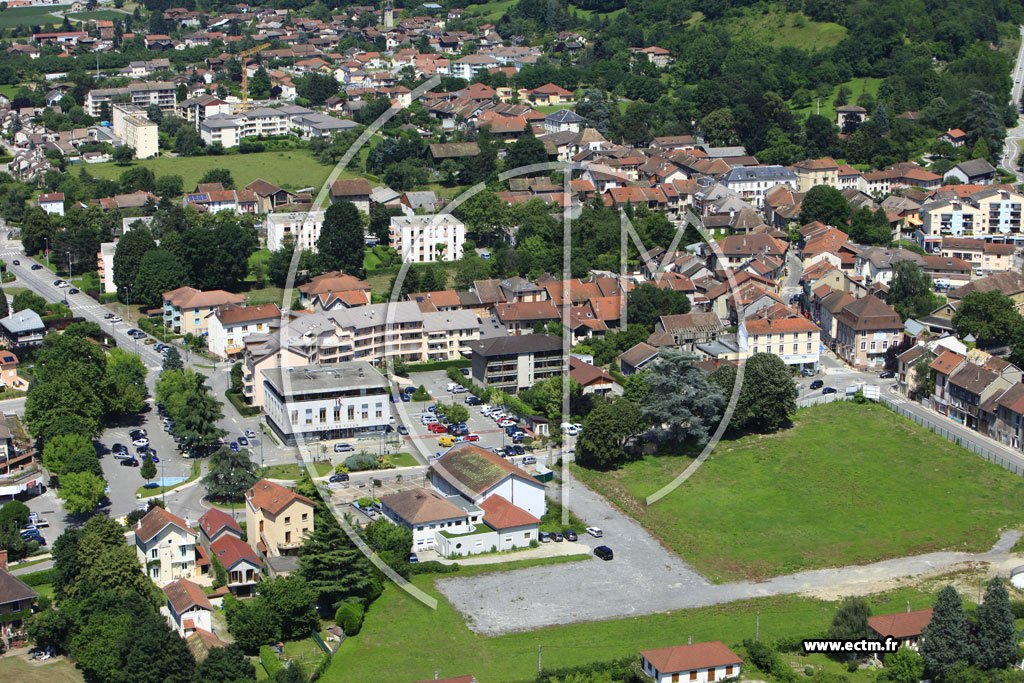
[428,423,447,433]
[464,434,480,441]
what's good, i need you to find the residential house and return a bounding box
[162,578,213,637]
[937,129,966,147]
[329,178,372,213]
[261,362,392,446]
[719,166,798,208]
[210,534,263,594]
[543,108,585,134]
[792,157,840,192]
[947,272,1024,313]
[618,342,659,376]
[836,104,868,131]
[430,443,546,519]
[38,192,64,216]
[0,551,37,638]
[0,351,21,390]
[867,609,933,650]
[163,287,245,337]
[245,479,315,558]
[947,362,1011,430]
[466,334,565,393]
[929,349,967,417]
[653,312,723,350]
[380,487,482,552]
[0,309,45,348]
[522,82,573,106]
[266,210,325,252]
[246,179,296,213]
[635,46,672,67]
[738,307,821,371]
[895,344,928,397]
[297,271,372,311]
[569,355,620,396]
[834,295,903,368]
[940,237,1014,274]
[207,303,281,359]
[494,301,560,335]
[134,506,198,585]
[639,641,743,683]
[945,159,997,186]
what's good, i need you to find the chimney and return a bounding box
[0,549,6,571]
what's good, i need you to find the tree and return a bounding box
[118,166,155,193]
[113,226,157,300]
[883,648,924,683]
[203,445,258,503]
[105,348,148,415]
[0,285,8,319]
[889,260,940,320]
[317,201,365,277]
[196,644,256,683]
[454,250,490,289]
[576,397,645,469]
[847,207,892,245]
[505,127,549,170]
[0,500,29,532]
[12,289,48,316]
[298,517,381,611]
[174,127,202,156]
[248,67,271,100]
[154,174,183,199]
[56,470,107,514]
[973,577,1016,670]
[639,350,724,445]
[951,290,1022,348]
[162,346,183,372]
[225,595,280,652]
[198,168,235,190]
[157,369,226,452]
[707,355,796,434]
[920,585,974,679]
[799,185,850,226]
[259,575,319,641]
[42,433,97,477]
[972,136,991,162]
[113,145,134,166]
[627,282,691,331]
[140,452,157,483]
[133,249,187,308]
[120,610,196,683]
[827,596,872,643]
[963,90,1004,160]
[435,402,469,424]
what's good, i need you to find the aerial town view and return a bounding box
[2,0,1024,682]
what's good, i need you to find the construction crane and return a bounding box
[239,42,272,110]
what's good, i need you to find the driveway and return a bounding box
[436,469,1023,635]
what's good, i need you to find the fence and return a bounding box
[878,396,1024,478]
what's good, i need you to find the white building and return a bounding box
[389,214,465,263]
[640,641,743,683]
[720,165,798,208]
[206,303,281,359]
[261,362,392,445]
[37,192,64,216]
[112,103,158,159]
[162,578,213,638]
[738,311,821,371]
[133,506,198,585]
[429,444,546,519]
[380,488,482,552]
[98,241,116,294]
[266,210,325,252]
[199,107,291,148]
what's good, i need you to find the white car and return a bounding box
[132,437,149,448]
[564,425,580,436]
[110,316,122,323]
[586,527,603,538]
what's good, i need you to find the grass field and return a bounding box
[462,0,517,23]
[0,5,61,28]
[690,8,847,51]
[388,451,418,467]
[66,9,127,21]
[792,77,883,122]
[260,462,332,479]
[573,402,1024,583]
[324,568,943,683]
[84,150,335,193]
[0,657,83,683]
[568,3,627,20]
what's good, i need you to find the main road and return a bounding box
[1000,25,1024,178]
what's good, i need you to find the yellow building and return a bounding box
[792,157,840,193]
[245,479,315,558]
[112,103,159,159]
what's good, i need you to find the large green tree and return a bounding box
[707,353,797,433]
[133,249,187,309]
[973,577,1016,670]
[576,397,646,469]
[505,127,549,170]
[889,260,940,321]
[106,348,148,415]
[627,282,691,331]
[12,290,48,316]
[883,648,925,683]
[827,596,872,642]
[298,515,381,611]
[56,470,107,514]
[112,225,157,301]
[799,185,851,226]
[42,433,96,477]
[920,585,974,679]
[317,201,365,277]
[639,349,724,445]
[202,445,258,503]
[195,643,256,683]
[259,575,320,641]
[951,290,1022,348]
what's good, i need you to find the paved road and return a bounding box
[1001,26,1024,178]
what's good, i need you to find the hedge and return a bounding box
[226,390,261,417]
[335,601,364,636]
[345,453,378,471]
[405,359,471,373]
[409,561,460,575]
[20,568,55,586]
[260,645,284,677]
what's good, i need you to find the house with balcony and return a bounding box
[210,534,263,594]
[162,578,213,637]
[134,506,198,585]
[162,287,245,337]
[833,295,903,368]
[206,303,281,359]
[928,349,967,417]
[0,309,45,349]
[466,334,565,393]
[867,609,933,651]
[245,479,315,558]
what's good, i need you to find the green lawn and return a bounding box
[462,0,517,23]
[261,462,332,479]
[574,402,1024,583]
[533,104,575,114]
[325,567,943,683]
[568,3,627,20]
[692,8,847,51]
[388,451,418,468]
[66,9,128,21]
[85,150,334,193]
[240,286,286,307]
[792,77,883,122]
[0,5,61,28]
[0,657,83,683]
[0,84,22,100]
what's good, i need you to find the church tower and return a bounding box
[384,1,394,29]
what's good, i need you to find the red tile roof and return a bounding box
[480,494,540,530]
[245,478,314,516]
[198,508,242,540]
[640,641,743,674]
[211,533,263,571]
[163,578,212,614]
[867,609,933,639]
[135,506,195,544]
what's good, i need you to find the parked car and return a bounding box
[428,423,446,434]
[334,443,355,453]
[539,532,551,543]
[586,527,603,538]
[401,393,410,402]
[879,370,896,379]
[465,396,482,405]
[552,532,563,542]
[408,552,419,564]
[238,436,249,446]
[132,437,149,448]
[245,429,256,439]
[329,473,350,483]
[593,545,614,561]
[21,532,45,545]
[112,442,128,455]
[563,529,577,541]
[438,435,456,447]
[120,457,140,467]
[512,444,525,455]
[521,455,536,465]
[230,442,239,452]
[67,288,79,295]
[464,434,480,442]
[822,386,838,395]
[809,379,824,390]
[53,280,68,287]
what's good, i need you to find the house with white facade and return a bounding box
[429,444,546,519]
[738,306,821,371]
[134,506,198,585]
[389,214,465,263]
[720,166,798,208]
[266,209,325,252]
[207,303,281,359]
[640,641,743,683]
[162,578,213,637]
[38,192,64,216]
[380,487,482,552]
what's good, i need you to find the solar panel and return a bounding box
[187,194,207,202]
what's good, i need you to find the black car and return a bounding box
[879,370,896,379]
[21,532,45,545]
[120,457,140,467]
[112,443,128,455]
[11,260,18,266]
[563,529,578,541]
[502,446,516,458]
[329,473,349,483]
[809,379,823,390]
[465,396,482,406]
[30,264,42,270]
[594,545,613,561]
[68,288,79,295]
[822,386,838,394]
[512,444,525,455]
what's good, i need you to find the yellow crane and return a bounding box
[239,42,272,110]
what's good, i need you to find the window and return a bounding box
[334,406,340,422]
[708,670,716,682]
[807,342,811,351]
[284,516,291,525]
[305,409,313,425]
[285,531,291,543]
[319,407,326,423]
[151,549,158,559]
[348,406,355,420]
[259,520,264,532]
[302,513,308,521]
[689,672,697,681]
[291,410,298,425]
[792,344,797,353]
[375,402,383,418]
[179,545,187,557]
[860,341,866,350]
[871,341,876,351]
[726,666,734,676]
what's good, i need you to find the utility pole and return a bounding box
[755,610,760,642]
[538,645,542,676]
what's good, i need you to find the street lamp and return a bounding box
[43,237,48,266]
[64,251,71,306]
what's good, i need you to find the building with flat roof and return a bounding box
[266,210,325,252]
[389,214,465,263]
[112,103,158,159]
[466,334,565,393]
[262,362,392,445]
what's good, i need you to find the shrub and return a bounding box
[260,645,283,677]
[20,568,55,586]
[411,384,431,401]
[409,560,460,575]
[345,452,378,471]
[225,390,261,417]
[846,660,859,673]
[1011,601,1024,619]
[99,292,119,303]
[335,601,364,636]
[805,666,814,677]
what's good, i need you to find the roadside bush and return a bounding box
[411,384,431,401]
[260,645,283,677]
[20,568,55,586]
[345,452,377,471]
[1010,601,1024,619]
[805,666,815,677]
[335,601,364,636]
[409,561,459,575]
[845,660,858,673]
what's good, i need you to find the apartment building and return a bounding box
[207,303,281,359]
[86,81,176,117]
[792,157,840,193]
[467,334,566,393]
[719,166,798,208]
[162,287,245,337]
[97,242,116,294]
[738,307,821,371]
[389,214,466,263]
[834,295,904,368]
[245,479,315,557]
[266,209,324,251]
[199,107,291,148]
[112,104,158,159]
[917,188,1024,249]
[940,237,1015,274]
[262,361,392,445]
[134,506,198,585]
[177,93,231,130]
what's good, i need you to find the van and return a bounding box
[438,435,456,447]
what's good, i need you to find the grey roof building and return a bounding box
[0,309,44,348]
